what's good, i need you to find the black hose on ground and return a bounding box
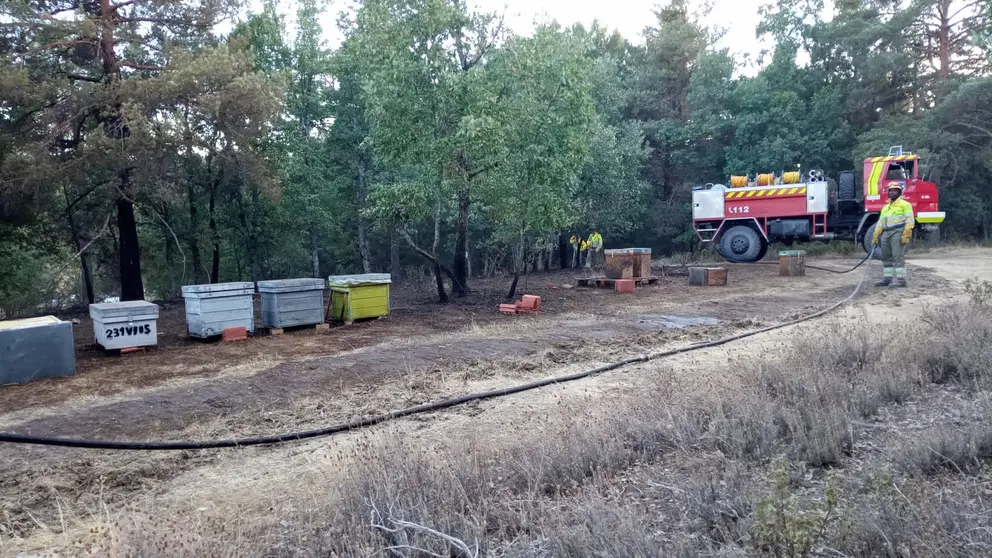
[0,248,876,452]
[756,250,872,274]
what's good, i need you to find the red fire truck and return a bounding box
[691,146,946,262]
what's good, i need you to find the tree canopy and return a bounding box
[1,0,990,315]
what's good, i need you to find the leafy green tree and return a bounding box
[481,26,597,297]
[351,0,504,301]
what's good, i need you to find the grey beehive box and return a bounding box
[0,316,76,386]
[89,300,160,350]
[181,282,255,338]
[256,278,326,328]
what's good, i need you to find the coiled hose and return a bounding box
[0,249,876,451]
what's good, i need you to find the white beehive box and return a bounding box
[89,301,160,350]
[181,282,255,338]
[256,278,326,329]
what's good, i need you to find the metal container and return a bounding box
[89,301,160,350]
[181,282,255,338]
[328,273,392,323]
[256,278,326,328]
[0,316,75,386]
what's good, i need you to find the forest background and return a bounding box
[1,0,990,313]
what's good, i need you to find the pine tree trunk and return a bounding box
[65,205,96,305]
[117,194,144,301]
[390,228,401,284]
[187,184,205,284]
[356,157,372,273]
[311,230,320,279]
[209,183,220,284]
[506,229,524,299]
[453,190,469,297]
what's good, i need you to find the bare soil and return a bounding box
[0,251,984,556]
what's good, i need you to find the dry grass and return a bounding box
[34,301,992,557]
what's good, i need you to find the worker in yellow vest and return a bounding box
[586,231,603,269]
[579,238,589,268]
[569,234,580,268]
[872,182,914,288]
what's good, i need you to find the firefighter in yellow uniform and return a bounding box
[569,234,580,268]
[586,231,603,269]
[872,182,914,288]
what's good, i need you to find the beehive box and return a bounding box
[257,279,326,328]
[689,267,728,287]
[631,248,652,278]
[605,248,652,279]
[89,301,160,350]
[779,250,807,277]
[328,274,391,323]
[0,316,75,386]
[604,248,633,279]
[181,282,255,338]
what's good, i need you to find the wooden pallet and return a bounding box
[575,276,661,288]
[265,323,330,336]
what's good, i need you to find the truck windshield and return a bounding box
[886,160,914,180]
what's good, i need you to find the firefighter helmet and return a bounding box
[886,181,904,192]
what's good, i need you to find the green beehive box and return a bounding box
[327,273,392,323]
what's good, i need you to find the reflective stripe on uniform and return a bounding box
[894,268,906,278]
[883,268,895,277]
[878,199,915,231]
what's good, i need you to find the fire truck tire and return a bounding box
[839,171,856,200]
[719,225,764,263]
[861,224,881,259]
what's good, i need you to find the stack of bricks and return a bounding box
[499,294,542,315]
[615,279,636,294]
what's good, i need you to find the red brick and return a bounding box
[119,347,145,355]
[223,326,249,342]
[499,304,518,315]
[615,279,636,294]
[521,295,541,310]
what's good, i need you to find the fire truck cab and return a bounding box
[691,146,945,263]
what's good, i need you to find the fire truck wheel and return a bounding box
[719,225,764,263]
[861,224,882,259]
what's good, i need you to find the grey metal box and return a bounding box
[256,278,326,328]
[0,316,76,386]
[181,282,255,338]
[89,301,160,350]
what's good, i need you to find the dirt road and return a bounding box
[2,248,989,555]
